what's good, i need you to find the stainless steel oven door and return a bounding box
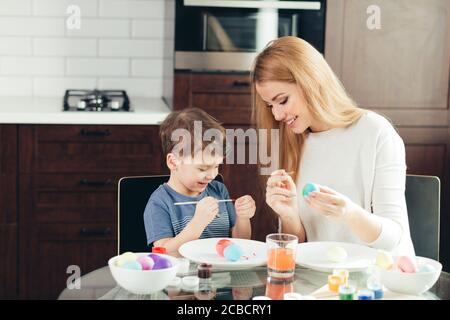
[175,0,324,71]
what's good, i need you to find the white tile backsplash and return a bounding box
[0,57,64,75]
[67,58,129,76]
[33,38,98,56]
[0,77,32,96]
[132,20,164,38]
[99,0,165,19]
[66,19,130,38]
[0,0,174,98]
[0,17,65,36]
[33,0,98,17]
[0,0,32,16]
[33,77,97,96]
[131,59,163,77]
[0,37,32,55]
[99,39,164,58]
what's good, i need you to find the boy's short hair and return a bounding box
[159,108,227,158]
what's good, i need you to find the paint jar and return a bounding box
[338,284,356,300]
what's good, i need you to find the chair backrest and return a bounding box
[405,174,440,260]
[118,174,224,254]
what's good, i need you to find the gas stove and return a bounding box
[63,89,131,112]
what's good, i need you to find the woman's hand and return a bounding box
[235,195,256,220]
[266,169,298,218]
[305,185,359,223]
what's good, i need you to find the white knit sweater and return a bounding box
[295,111,415,256]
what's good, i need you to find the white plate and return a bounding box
[179,238,267,270]
[295,241,377,272]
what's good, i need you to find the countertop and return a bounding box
[0,96,171,125]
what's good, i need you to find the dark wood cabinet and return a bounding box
[174,72,252,125]
[0,125,18,299]
[18,124,165,299]
[19,223,116,299]
[19,125,164,174]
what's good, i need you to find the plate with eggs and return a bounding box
[179,237,267,270]
[295,241,378,272]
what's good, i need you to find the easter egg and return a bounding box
[326,246,347,263]
[137,255,155,270]
[116,251,137,267]
[153,257,173,270]
[216,239,233,257]
[418,264,436,273]
[122,260,142,270]
[224,243,243,262]
[375,250,394,270]
[302,183,319,197]
[396,256,417,273]
[148,253,163,264]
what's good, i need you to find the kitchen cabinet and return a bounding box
[326,0,449,110]
[174,72,252,125]
[0,125,18,299]
[18,124,166,299]
[326,0,450,269]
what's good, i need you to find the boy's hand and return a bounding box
[235,195,256,220]
[193,196,219,227]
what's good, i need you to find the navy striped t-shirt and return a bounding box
[143,180,237,246]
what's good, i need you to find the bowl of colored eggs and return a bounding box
[108,252,179,295]
[378,253,442,295]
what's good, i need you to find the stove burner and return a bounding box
[63,89,130,112]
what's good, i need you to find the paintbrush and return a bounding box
[174,199,236,206]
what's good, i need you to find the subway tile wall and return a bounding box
[0,0,174,98]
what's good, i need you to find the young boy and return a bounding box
[143,108,256,253]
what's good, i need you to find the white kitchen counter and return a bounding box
[0,97,171,125]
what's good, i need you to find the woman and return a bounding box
[252,36,415,256]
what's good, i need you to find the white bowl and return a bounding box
[108,253,180,295]
[379,256,442,295]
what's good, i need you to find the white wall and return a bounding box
[0,0,174,98]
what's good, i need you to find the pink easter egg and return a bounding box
[396,256,417,273]
[137,255,154,270]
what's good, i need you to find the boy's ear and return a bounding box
[166,153,179,171]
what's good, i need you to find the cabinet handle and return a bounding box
[80,129,111,137]
[232,80,250,87]
[80,227,112,237]
[80,179,112,186]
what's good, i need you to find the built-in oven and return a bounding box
[174,0,326,72]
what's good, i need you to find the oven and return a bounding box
[174,0,326,71]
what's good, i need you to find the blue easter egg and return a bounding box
[302,183,319,197]
[224,243,243,262]
[418,264,436,273]
[122,260,143,270]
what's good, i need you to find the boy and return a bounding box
[143,108,256,253]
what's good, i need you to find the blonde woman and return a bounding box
[252,36,415,256]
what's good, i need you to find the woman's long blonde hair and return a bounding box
[251,36,366,183]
